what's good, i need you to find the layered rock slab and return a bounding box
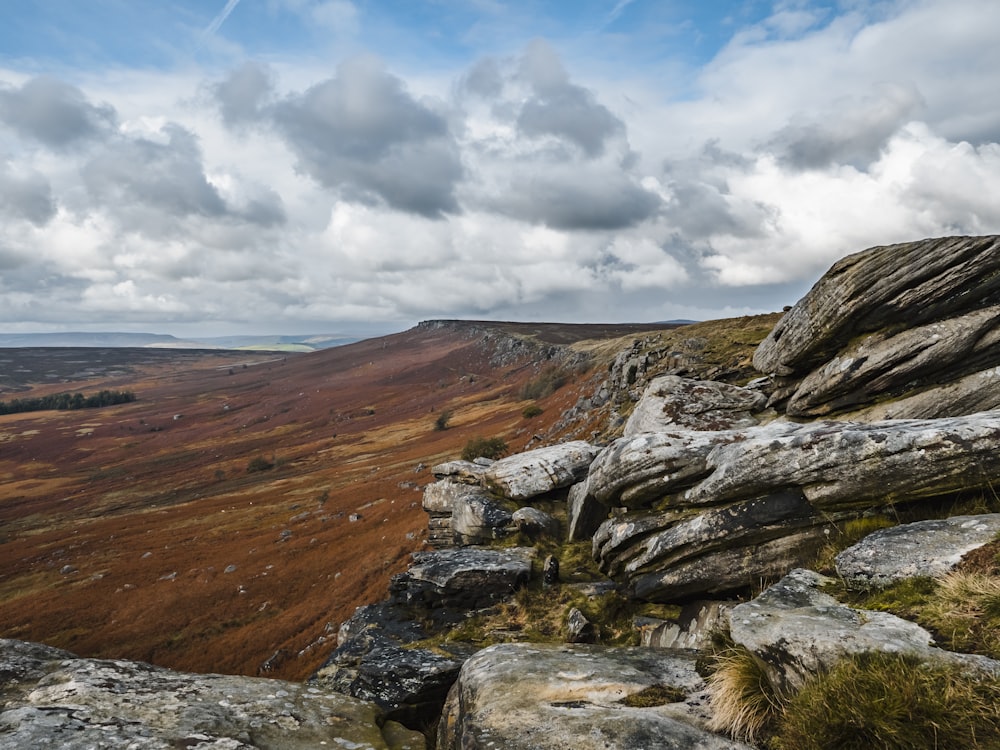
[437,642,752,750]
[752,235,1000,418]
[589,412,1000,600]
[623,375,766,435]
[0,638,423,750]
[835,513,1000,589]
[482,441,599,501]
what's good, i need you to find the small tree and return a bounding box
[247,455,275,473]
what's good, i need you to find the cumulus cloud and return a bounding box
[0,76,115,148]
[82,124,228,228]
[211,61,275,127]
[769,84,924,170]
[272,55,462,218]
[0,162,55,225]
[516,39,624,158]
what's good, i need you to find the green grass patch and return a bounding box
[770,652,1000,750]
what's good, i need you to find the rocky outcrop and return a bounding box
[638,601,734,650]
[566,481,607,541]
[835,514,1000,589]
[482,441,599,501]
[0,638,424,750]
[314,547,534,727]
[726,569,1000,695]
[589,412,1000,600]
[450,493,513,545]
[752,235,1000,418]
[437,643,753,750]
[623,375,767,435]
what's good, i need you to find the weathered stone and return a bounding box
[836,514,1000,589]
[483,441,599,501]
[422,478,471,514]
[438,643,753,750]
[753,235,1000,378]
[842,365,1000,421]
[589,414,1000,513]
[431,460,487,484]
[512,506,559,538]
[566,481,606,542]
[752,235,1000,417]
[785,306,1000,417]
[543,554,560,586]
[565,608,597,644]
[313,634,464,728]
[0,638,421,750]
[726,569,1000,695]
[637,601,734,650]
[450,493,512,545]
[624,375,766,435]
[589,412,1000,600]
[396,548,534,612]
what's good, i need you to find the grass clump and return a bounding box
[707,644,785,745]
[519,365,568,400]
[521,404,544,419]
[771,651,1000,750]
[461,436,508,461]
[917,572,1000,658]
[619,684,687,707]
[812,515,896,573]
[246,455,275,473]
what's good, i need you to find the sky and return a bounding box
[1,0,999,337]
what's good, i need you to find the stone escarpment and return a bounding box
[8,235,1000,748]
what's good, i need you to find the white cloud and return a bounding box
[2,0,1000,334]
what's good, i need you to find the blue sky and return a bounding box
[1,1,998,336]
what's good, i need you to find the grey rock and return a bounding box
[726,569,1000,695]
[836,514,1000,589]
[753,235,1000,417]
[566,481,607,542]
[483,441,599,501]
[438,642,753,750]
[450,493,512,546]
[842,364,1000,421]
[431,460,488,484]
[637,601,734,650]
[565,608,596,644]
[422,478,473,514]
[512,506,560,539]
[785,305,1000,417]
[624,375,766,435]
[753,235,1000,378]
[396,547,534,612]
[589,412,1000,600]
[0,638,422,750]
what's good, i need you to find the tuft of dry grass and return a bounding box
[917,571,1000,659]
[706,645,785,745]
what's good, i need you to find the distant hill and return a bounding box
[0,332,362,351]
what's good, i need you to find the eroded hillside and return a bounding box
[0,319,748,681]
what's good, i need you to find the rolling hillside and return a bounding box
[0,320,694,680]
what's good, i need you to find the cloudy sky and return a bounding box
[1,0,999,336]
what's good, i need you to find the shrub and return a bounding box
[521,404,544,419]
[519,366,567,400]
[434,409,453,431]
[771,651,1000,750]
[246,456,274,473]
[461,436,508,461]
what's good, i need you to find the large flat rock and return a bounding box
[0,638,423,750]
[438,643,752,750]
[483,441,599,501]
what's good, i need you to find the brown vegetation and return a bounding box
[0,323,652,682]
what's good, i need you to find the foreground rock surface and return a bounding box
[835,513,1000,589]
[0,638,423,750]
[727,569,1000,694]
[752,235,1000,418]
[438,642,752,750]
